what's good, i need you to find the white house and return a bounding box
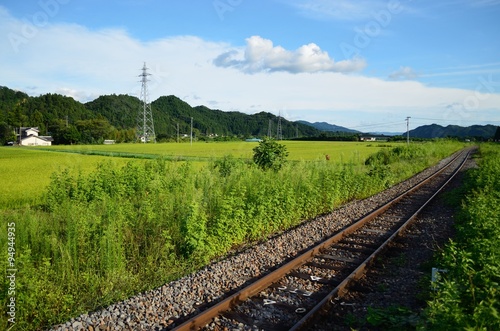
[19,127,53,146]
[24,127,39,137]
[360,135,389,142]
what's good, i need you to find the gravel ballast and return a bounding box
[304,155,477,330]
[51,151,470,331]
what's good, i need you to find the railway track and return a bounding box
[171,149,471,331]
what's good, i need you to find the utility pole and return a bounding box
[406,116,411,145]
[267,119,272,139]
[176,122,179,143]
[190,117,193,146]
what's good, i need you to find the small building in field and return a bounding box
[19,127,53,146]
[360,134,389,142]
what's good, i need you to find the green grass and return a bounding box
[0,147,141,209]
[423,143,500,330]
[0,140,467,330]
[40,140,394,162]
[1,141,392,209]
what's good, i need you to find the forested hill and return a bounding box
[297,120,360,133]
[84,94,140,129]
[5,85,495,145]
[1,86,99,144]
[409,124,497,139]
[85,94,319,139]
[0,86,319,144]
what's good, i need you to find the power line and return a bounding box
[348,121,406,130]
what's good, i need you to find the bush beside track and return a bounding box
[424,143,500,330]
[0,141,464,330]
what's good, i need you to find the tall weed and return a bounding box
[0,141,464,330]
[424,144,500,330]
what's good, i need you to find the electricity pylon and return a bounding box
[137,62,156,143]
[276,111,283,140]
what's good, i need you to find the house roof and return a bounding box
[22,134,51,142]
[21,127,40,132]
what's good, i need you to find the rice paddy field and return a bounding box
[40,140,391,161]
[0,148,140,209]
[0,139,468,330]
[0,141,392,209]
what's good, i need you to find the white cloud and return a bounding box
[0,7,499,131]
[388,66,418,80]
[213,35,366,74]
[420,62,500,79]
[54,88,100,103]
[285,0,395,21]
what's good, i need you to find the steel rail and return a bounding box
[289,150,470,330]
[171,150,469,331]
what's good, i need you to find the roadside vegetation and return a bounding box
[0,148,140,209]
[423,143,500,330]
[0,140,464,330]
[0,141,391,209]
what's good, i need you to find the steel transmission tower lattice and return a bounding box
[137,62,156,143]
[276,111,283,140]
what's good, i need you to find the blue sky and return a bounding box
[1,0,500,132]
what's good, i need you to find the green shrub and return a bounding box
[424,144,500,330]
[366,305,420,329]
[253,138,289,172]
[0,141,464,330]
[365,144,426,166]
[213,154,239,177]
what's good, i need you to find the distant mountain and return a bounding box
[297,121,360,133]
[3,85,498,144]
[367,131,403,136]
[79,94,323,139]
[409,124,497,139]
[0,86,321,144]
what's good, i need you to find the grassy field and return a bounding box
[0,141,393,209]
[0,148,141,209]
[40,140,393,161]
[0,140,466,330]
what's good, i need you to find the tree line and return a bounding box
[0,86,320,145]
